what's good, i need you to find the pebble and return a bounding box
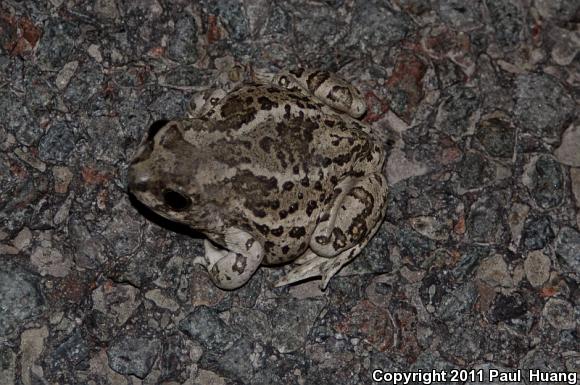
[12,226,32,250]
[524,251,551,288]
[145,289,179,312]
[0,268,44,336]
[513,73,574,142]
[20,326,48,385]
[508,203,530,251]
[542,298,575,330]
[0,347,16,385]
[555,123,580,167]
[477,254,513,288]
[550,27,580,66]
[107,336,160,379]
[87,44,103,62]
[55,61,79,90]
[30,243,71,277]
[555,227,580,273]
[52,166,73,194]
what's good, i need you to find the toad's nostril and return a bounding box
[128,168,150,191]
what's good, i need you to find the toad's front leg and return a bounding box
[194,227,264,290]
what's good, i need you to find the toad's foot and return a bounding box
[195,228,265,290]
[274,245,363,290]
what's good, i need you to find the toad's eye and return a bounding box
[147,119,170,141]
[162,189,191,211]
[210,97,220,105]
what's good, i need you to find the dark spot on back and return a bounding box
[324,119,336,127]
[288,202,298,214]
[257,96,278,110]
[276,150,288,168]
[279,210,288,219]
[254,223,270,235]
[332,228,347,249]
[289,226,306,238]
[271,226,284,236]
[232,254,247,274]
[283,181,294,191]
[332,152,352,166]
[220,94,257,127]
[282,245,290,254]
[306,200,318,216]
[264,241,275,253]
[252,208,267,218]
[348,216,368,243]
[259,136,274,153]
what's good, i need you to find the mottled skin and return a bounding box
[128,69,388,289]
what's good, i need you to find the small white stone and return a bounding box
[87,44,103,63]
[14,147,46,172]
[20,326,49,385]
[477,254,513,288]
[12,227,32,250]
[386,148,428,185]
[508,202,530,251]
[145,289,180,312]
[30,246,71,278]
[55,61,79,90]
[52,166,73,194]
[195,369,227,385]
[550,27,580,66]
[0,244,19,254]
[555,123,580,167]
[524,250,551,288]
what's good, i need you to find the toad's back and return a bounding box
[188,84,383,179]
[177,85,384,263]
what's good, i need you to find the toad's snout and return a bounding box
[127,164,151,192]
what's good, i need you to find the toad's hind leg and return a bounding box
[265,69,367,118]
[194,227,264,290]
[275,173,387,289]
